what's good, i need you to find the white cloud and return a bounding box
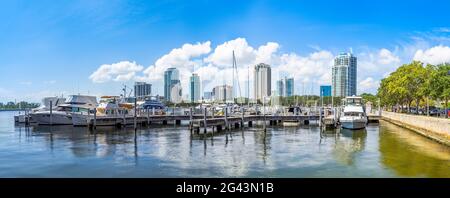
[378,48,400,65]
[91,36,446,97]
[89,61,144,83]
[413,45,450,65]
[435,27,450,33]
[277,51,334,87]
[358,77,379,94]
[138,41,211,82]
[205,38,257,67]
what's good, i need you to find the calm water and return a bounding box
[0,111,449,177]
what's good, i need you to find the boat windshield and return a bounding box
[344,112,364,116]
[346,98,362,106]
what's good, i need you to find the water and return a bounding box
[0,111,449,177]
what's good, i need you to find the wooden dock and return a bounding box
[85,108,381,131]
[86,114,321,130]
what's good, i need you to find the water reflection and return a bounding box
[378,121,450,178]
[1,111,449,177]
[320,128,367,166]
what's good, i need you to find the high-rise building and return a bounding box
[285,78,294,97]
[254,63,271,102]
[276,79,284,97]
[134,82,152,100]
[332,53,357,97]
[190,73,200,103]
[203,91,213,100]
[212,85,233,102]
[320,85,332,97]
[164,68,180,101]
[170,83,182,103]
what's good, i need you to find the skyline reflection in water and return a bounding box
[0,111,449,177]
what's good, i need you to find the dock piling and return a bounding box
[203,107,207,134]
[93,108,97,129]
[225,106,229,131]
[134,99,137,130]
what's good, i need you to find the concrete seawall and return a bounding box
[382,111,450,146]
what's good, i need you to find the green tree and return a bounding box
[428,63,450,117]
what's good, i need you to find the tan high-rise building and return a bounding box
[253,63,271,102]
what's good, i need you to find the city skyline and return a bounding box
[1,0,450,103]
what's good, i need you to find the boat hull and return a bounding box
[340,120,367,130]
[72,113,89,126]
[283,121,300,127]
[72,114,122,127]
[30,112,73,125]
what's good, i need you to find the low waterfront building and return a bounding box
[320,85,332,97]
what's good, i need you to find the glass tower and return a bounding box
[332,53,357,97]
[285,78,294,97]
[190,73,200,103]
[164,68,180,101]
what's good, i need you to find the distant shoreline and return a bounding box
[0,109,25,112]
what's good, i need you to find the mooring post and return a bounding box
[49,100,53,126]
[147,108,150,125]
[203,107,207,134]
[189,107,193,130]
[378,98,381,116]
[134,98,137,130]
[225,106,229,130]
[319,107,322,128]
[152,107,155,115]
[24,109,28,125]
[241,107,244,128]
[93,108,97,129]
[263,98,266,132]
[123,108,126,126]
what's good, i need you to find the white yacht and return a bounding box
[339,96,367,130]
[72,96,124,126]
[31,95,97,125]
[15,97,66,123]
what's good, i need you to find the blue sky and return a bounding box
[1,0,450,102]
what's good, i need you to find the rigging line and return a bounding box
[233,51,242,100]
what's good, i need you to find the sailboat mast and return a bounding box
[247,65,249,107]
[232,50,235,101]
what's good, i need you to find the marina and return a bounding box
[1,110,449,177]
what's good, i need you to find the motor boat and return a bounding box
[140,97,166,115]
[72,96,124,126]
[339,96,368,130]
[282,106,301,127]
[31,95,97,125]
[15,96,66,123]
